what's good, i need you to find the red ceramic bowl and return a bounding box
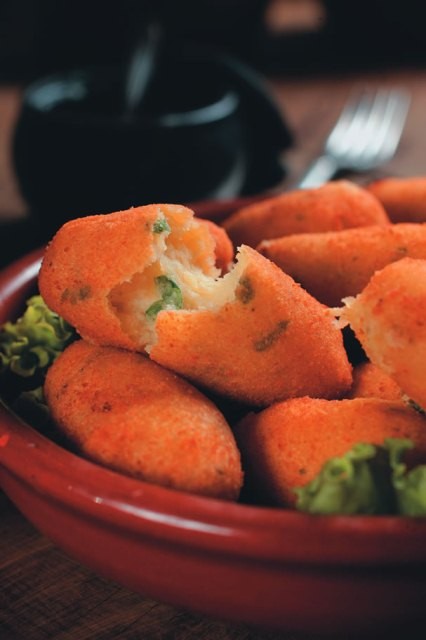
[1,249,426,637]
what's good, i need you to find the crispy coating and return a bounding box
[346,362,403,402]
[258,223,426,307]
[150,245,352,406]
[39,204,218,350]
[222,180,389,248]
[235,397,426,507]
[367,176,426,223]
[198,218,234,273]
[44,340,243,500]
[340,257,426,410]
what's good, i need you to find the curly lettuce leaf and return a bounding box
[387,438,426,516]
[0,295,76,380]
[295,438,426,516]
[294,442,395,515]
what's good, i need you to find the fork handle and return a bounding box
[297,154,339,189]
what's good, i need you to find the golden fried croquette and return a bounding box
[149,245,352,406]
[198,218,234,273]
[39,206,352,406]
[346,362,403,402]
[39,204,220,350]
[235,397,426,507]
[258,223,426,307]
[222,180,389,248]
[339,257,426,411]
[44,340,243,500]
[367,176,426,223]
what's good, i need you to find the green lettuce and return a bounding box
[295,438,426,516]
[388,438,426,516]
[0,295,76,381]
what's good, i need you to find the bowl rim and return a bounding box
[1,249,426,569]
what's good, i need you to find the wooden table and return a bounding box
[1,66,426,640]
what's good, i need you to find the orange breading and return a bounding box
[39,204,218,350]
[258,223,426,307]
[367,176,426,223]
[234,397,426,507]
[222,180,389,248]
[44,340,243,500]
[149,245,352,406]
[346,362,403,402]
[339,257,426,411]
[198,218,234,273]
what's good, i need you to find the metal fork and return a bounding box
[297,88,411,189]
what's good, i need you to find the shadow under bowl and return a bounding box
[1,250,426,636]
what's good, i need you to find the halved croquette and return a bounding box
[149,245,352,406]
[339,257,426,411]
[39,204,220,350]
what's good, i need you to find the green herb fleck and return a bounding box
[153,218,171,234]
[405,397,426,416]
[145,276,183,320]
[395,246,408,255]
[253,320,289,352]
[236,276,255,304]
[61,285,92,304]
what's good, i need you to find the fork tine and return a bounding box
[372,89,410,162]
[328,88,410,164]
[354,90,391,145]
[352,89,410,168]
[297,86,410,188]
[329,90,388,150]
[344,89,395,159]
[326,90,372,150]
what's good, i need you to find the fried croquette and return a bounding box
[44,340,243,500]
[222,180,389,248]
[39,204,221,350]
[339,257,426,411]
[235,397,426,507]
[39,206,352,406]
[258,223,426,307]
[149,245,352,406]
[346,362,403,402]
[367,176,426,223]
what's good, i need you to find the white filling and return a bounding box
[108,212,247,348]
[331,296,355,330]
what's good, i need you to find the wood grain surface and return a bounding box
[1,65,426,640]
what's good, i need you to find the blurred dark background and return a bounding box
[2,0,426,82]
